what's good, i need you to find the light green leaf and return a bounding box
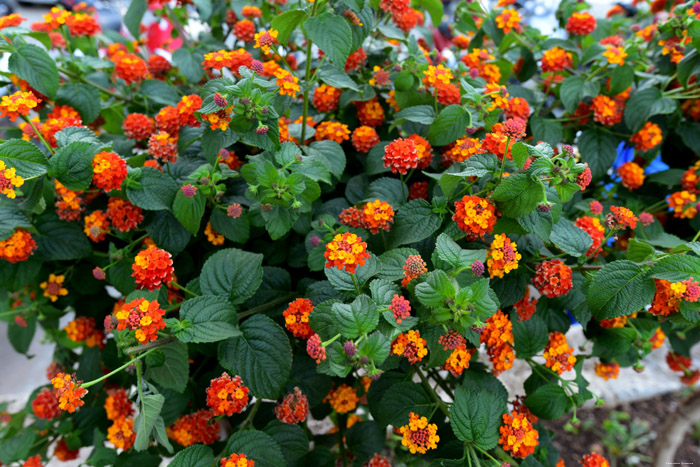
[133,394,164,451]
[0,139,48,180]
[177,295,239,343]
[331,295,379,338]
[303,13,353,69]
[172,189,205,235]
[587,260,655,320]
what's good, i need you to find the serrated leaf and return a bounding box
[172,189,205,235]
[450,384,506,449]
[172,48,204,83]
[200,248,264,304]
[271,9,307,44]
[146,342,189,393]
[169,445,214,467]
[35,214,91,260]
[375,382,433,427]
[0,139,48,180]
[49,141,100,191]
[395,105,436,125]
[625,87,676,132]
[578,127,619,180]
[415,270,456,307]
[126,167,179,211]
[210,208,249,243]
[492,173,540,218]
[512,314,549,358]
[133,394,164,451]
[56,83,101,123]
[377,248,419,281]
[435,233,486,271]
[369,278,400,306]
[9,44,58,99]
[264,421,309,461]
[331,295,379,338]
[303,13,352,69]
[325,253,379,290]
[648,254,700,282]
[428,105,469,146]
[524,383,568,420]
[388,199,441,248]
[218,315,291,399]
[124,0,147,38]
[587,260,655,320]
[225,430,285,467]
[177,295,239,343]
[550,218,593,258]
[145,211,191,255]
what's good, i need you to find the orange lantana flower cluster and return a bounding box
[131,246,174,291]
[452,195,498,239]
[206,373,250,416]
[167,409,220,447]
[495,9,522,34]
[0,229,37,263]
[566,11,596,35]
[312,84,342,112]
[481,310,515,375]
[114,298,167,344]
[221,453,254,467]
[591,95,624,126]
[595,361,620,380]
[356,98,385,127]
[92,152,127,192]
[0,90,41,121]
[351,126,380,153]
[402,254,427,287]
[327,384,359,413]
[283,298,314,339]
[575,216,606,257]
[499,411,539,458]
[487,234,521,279]
[399,412,439,454]
[202,49,253,74]
[533,260,573,298]
[391,330,428,364]
[51,372,88,413]
[617,161,645,190]
[84,210,109,242]
[107,198,143,232]
[274,387,309,424]
[54,180,85,221]
[543,331,577,374]
[630,122,663,152]
[324,232,370,274]
[383,137,419,174]
[315,121,350,143]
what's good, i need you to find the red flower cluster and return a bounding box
[114,53,148,85]
[351,126,380,153]
[107,197,143,232]
[274,387,309,424]
[389,294,411,324]
[0,229,37,263]
[123,113,156,140]
[51,372,88,413]
[453,195,498,239]
[283,298,314,339]
[114,298,166,344]
[92,152,127,192]
[575,216,605,257]
[533,260,573,298]
[402,254,427,287]
[206,373,250,416]
[383,138,418,175]
[131,246,174,291]
[167,409,220,446]
[32,387,60,420]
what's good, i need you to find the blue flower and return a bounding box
[612,142,634,171]
[645,153,670,175]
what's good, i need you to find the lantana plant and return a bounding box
[0,0,700,465]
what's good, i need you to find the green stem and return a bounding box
[497,136,511,182]
[82,348,155,388]
[58,67,139,106]
[165,4,192,48]
[351,273,362,295]
[582,228,616,264]
[237,292,296,320]
[124,336,176,355]
[323,333,342,347]
[299,0,319,144]
[22,115,54,154]
[170,281,199,297]
[239,399,262,430]
[136,359,145,419]
[692,230,700,242]
[416,367,449,417]
[473,445,501,466]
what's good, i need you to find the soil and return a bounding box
[542,391,700,466]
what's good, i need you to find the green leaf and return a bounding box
[529,116,563,147]
[627,238,655,262]
[126,168,179,211]
[210,208,249,244]
[435,233,486,271]
[377,248,419,281]
[317,63,360,91]
[271,9,307,44]
[365,177,407,207]
[325,253,379,290]
[56,83,101,123]
[124,0,147,38]
[587,260,655,320]
[609,65,634,95]
[395,105,436,125]
[512,314,548,359]
[518,209,553,243]
[8,44,59,99]
[264,421,309,462]
[201,127,239,164]
[624,87,676,132]
[0,206,31,241]
[388,199,441,248]
[56,127,100,147]
[510,142,529,169]
[414,0,444,25]
[648,254,700,282]
[192,0,212,21]
[375,382,433,426]
[331,295,379,338]
[524,383,568,419]
[225,430,285,467]
[308,140,346,179]
[550,218,593,258]
[346,421,386,463]
[169,445,214,467]
[492,173,540,218]
[200,248,264,304]
[450,384,506,449]
[49,141,100,191]
[0,139,48,180]
[172,49,204,83]
[172,189,205,235]
[145,211,191,255]
[8,314,35,355]
[35,214,91,260]
[560,76,599,113]
[415,270,456,307]
[218,314,292,399]
[359,331,391,364]
[177,295,239,343]
[578,127,619,180]
[133,394,164,451]
[428,105,470,146]
[303,13,353,69]
[369,278,400,306]
[146,342,189,393]
[0,428,35,463]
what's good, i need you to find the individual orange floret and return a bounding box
[0,229,37,263]
[351,126,380,153]
[362,199,394,234]
[107,417,136,450]
[541,46,572,73]
[274,69,300,98]
[514,287,538,321]
[64,316,94,343]
[595,361,620,380]
[543,331,576,374]
[206,373,250,416]
[649,279,682,316]
[155,105,180,135]
[107,197,143,232]
[83,210,110,242]
[67,12,101,37]
[147,55,171,79]
[630,122,662,152]
[383,137,418,175]
[575,216,605,257]
[274,387,309,424]
[0,90,41,121]
[315,121,350,143]
[176,94,202,127]
[115,297,166,344]
[92,151,127,192]
[402,254,427,287]
[104,388,134,421]
[204,222,224,245]
[533,260,573,298]
[283,298,314,339]
[399,412,439,454]
[53,437,79,461]
[114,53,148,85]
[609,205,638,229]
[495,8,522,34]
[355,98,385,127]
[220,453,254,467]
[566,11,596,35]
[167,409,220,447]
[487,234,521,279]
[51,372,88,413]
[327,384,359,413]
[603,45,627,65]
[499,411,539,458]
[591,95,624,126]
[313,84,342,113]
[324,232,370,274]
[32,387,60,420]
[234,18,256,42]
[148,131,178,163]
[0,160,24,199]
[391,330,428,364]
[452,195,497,239]
[617,161,645,190]
[581,453,611,467]
[667,190,698,219]
[123,113,156,140]
[131,246,174,291]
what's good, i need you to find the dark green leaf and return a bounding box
[0,139,48,180]
[303,13,353,69]
[587,260,655,319]
[199,248,264,304]
[529,116,563,147]
[492,173,540,218]
[172,49,204,83]
[225,430,285,467]
[177,295,239,343]
[450,384,506,449]
[577,128,618,180]
[512,314,549,359]
[9,44,59,99]
[126,168,179,211]
[133,394,164,451]
[210,208,249,243]
[124,0,147,38]
[169,445,214,467]
[388,199,441,248]
[56,83,101,123]
[550,218,593,258]
[145,211,191,255]
[49,142,100,191]
[649,254,700,282]
[172,189,205,235]
[146,342,189,393]
[35,214,91,260]
[428,105,470,146]
[271,9,308,44]
[332,295,379,338]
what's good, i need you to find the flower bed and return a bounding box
[0,0,700,465]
